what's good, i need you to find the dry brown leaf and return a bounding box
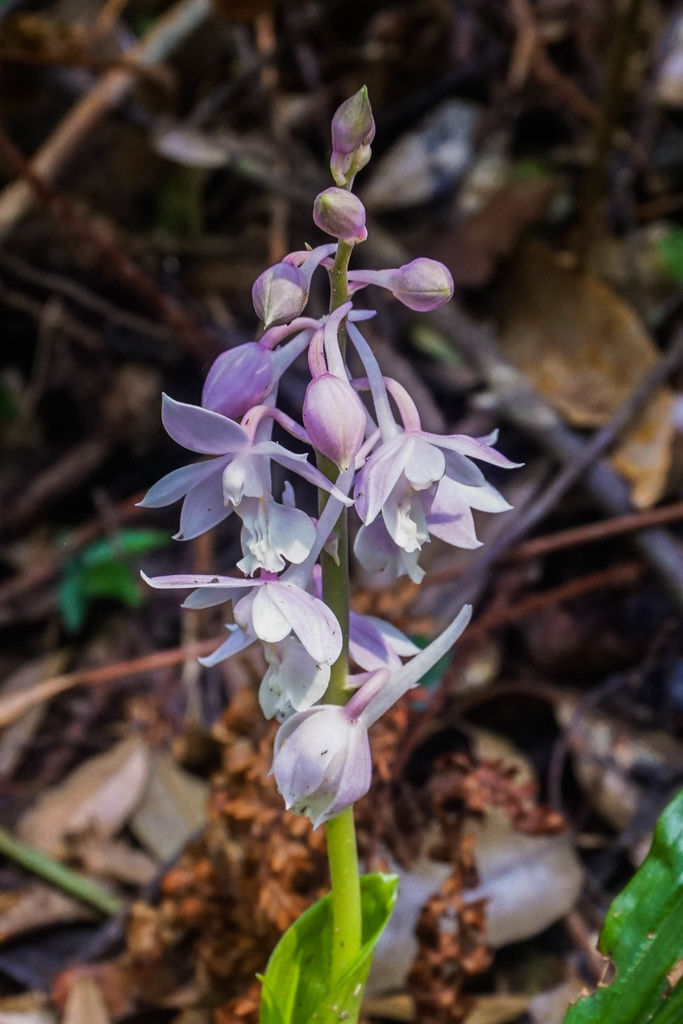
[0,884,94,944]
[464,808,583,947]
[0,652,69,778]
[464,995,531,1024]
[75,834,156,885]
[61,976,110,1024]
[18,735,151,855]
[497,243,674,507]
[129,751,208,861]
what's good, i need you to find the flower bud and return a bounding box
[330,86,375,187]
[202,343,276,419]
[303,374,366,469]
[272,704,371,827]
[390,258,454,312]
[313,187,367,244]
[252,262,309,327]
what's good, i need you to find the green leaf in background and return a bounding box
[657,225,683,283]
[259,872,398,1024]
[58,528,169,632]
[563,790,683,1024]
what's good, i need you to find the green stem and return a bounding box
[0,824,121,916]
[317,237,363,994]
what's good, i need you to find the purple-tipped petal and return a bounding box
[175,469,231,541]
[162,395,248,454]
[137,459,222,508]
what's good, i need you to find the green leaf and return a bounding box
[657,225,683,283]
[563,791,683,1024]
[259,872,398,1024]
[57,528,169,632]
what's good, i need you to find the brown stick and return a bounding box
[0,637,223,729]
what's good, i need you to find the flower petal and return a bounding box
[349,612,419,670]
[137,459,223,508]
[162,394,248,454]
[199,625,254,667]
[251,586,293,644]
[266,582,342,664]
[175,470,231,541]
[182,587,245,609]
[404,440,445,490]
[354,435,413,524]
[424,431,521,469]
[142,572,259,589]
[254,442,353,506]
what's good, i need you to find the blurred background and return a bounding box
[1,1,683,1022]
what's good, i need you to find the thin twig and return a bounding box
[0,637,222,729]
[0,128,218,361]
[0,0,211,239]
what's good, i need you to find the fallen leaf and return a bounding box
[61,976,110,1024]
[465,994,531,1024]
[0,884,94,944]
[75,835,156,886]
[129,751,208,861]
[18,736,151,856]
[0,653,69,778]
[463,807,583,947]
[529,979,588,1024]
[496,243,675,507]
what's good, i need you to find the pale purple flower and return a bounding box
[313,187,367,244]
[271,703,372,827]
[271,604,472,826]
[142,570,343,665]
[138,395,351,543]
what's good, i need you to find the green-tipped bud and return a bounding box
[330,86,375,187]
[313,187,367,243]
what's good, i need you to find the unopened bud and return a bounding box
[313,187,367,244]
[303,374,366,469]
[390,258,454,312]
[202,343,276,419]
[252,262,309,327]
[330,86,375,187]
[272,704,371,827]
